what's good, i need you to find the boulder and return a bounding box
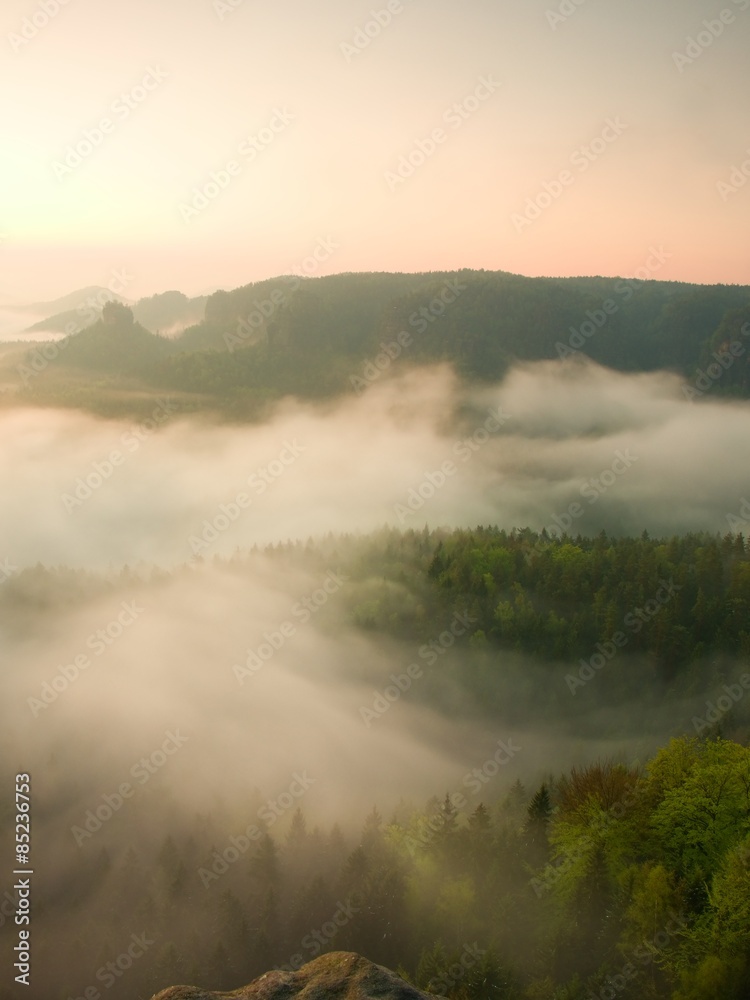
[149,951,443,1000]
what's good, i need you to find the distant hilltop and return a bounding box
[5,268,750,419]
[22,288,206,338]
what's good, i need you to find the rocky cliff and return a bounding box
[149,951,442,1000]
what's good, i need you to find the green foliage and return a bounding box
[20,725,750,1000]
[648,739,750,887]
[7,527,750,1000]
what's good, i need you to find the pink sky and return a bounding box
[1,0,748,303]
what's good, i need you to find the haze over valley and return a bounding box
[3,0,749,998]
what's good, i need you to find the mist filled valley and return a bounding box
[2,290,750,1000]
[5,0,750,992]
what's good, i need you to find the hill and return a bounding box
[9,269,750,418]
[131,289,208,335]
[18,284,132,316]
[155,269,750,415]
[48,300,171,375]
[174,269,750,374]
[24,288,206,337]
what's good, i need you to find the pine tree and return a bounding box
[524,784,552,866]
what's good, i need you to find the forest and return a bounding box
[7,271,750,420]
[2,527,749,1000]
[21,736,750,1000]
[4,276,750,1000]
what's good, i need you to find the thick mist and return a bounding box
[1,359,749,573]
[4,553,681,829]
[2,357,749,998]
[1,548,717,984]
[4,355,749,817]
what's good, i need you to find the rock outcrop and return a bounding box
[149,951,442,1000]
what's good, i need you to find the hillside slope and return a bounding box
[10,269,750,418]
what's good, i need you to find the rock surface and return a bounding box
[149,951,442,1000]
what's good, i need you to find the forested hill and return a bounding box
[9,527,750,1000]
[188,268,750,378]
[10,270,750,418]
[6,526,750,730]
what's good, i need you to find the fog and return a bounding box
[1,359,748,573]
[5,550,680,828]
[5,356,747,834]
[2,357,748,997]
[0,309,65,343]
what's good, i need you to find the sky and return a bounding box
[1,0,748,304]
